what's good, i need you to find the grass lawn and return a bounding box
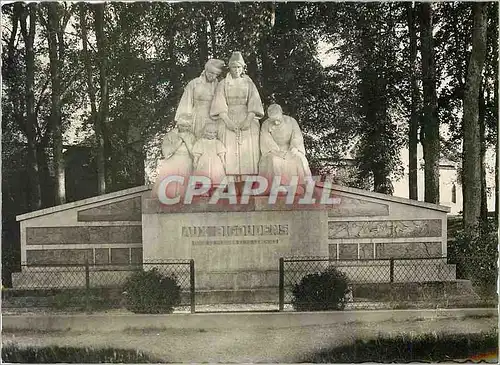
[301,331,498,363]
[2,345,160,363]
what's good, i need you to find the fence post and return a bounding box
[84,260,90,310]
[189,259,195,314]
[279,257,284,311]
[389,257,394,283]
[85,260,90,290]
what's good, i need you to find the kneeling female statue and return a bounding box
[259,104,312,185]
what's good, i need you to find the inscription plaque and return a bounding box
[192,239,280,246]
[182,224,289,238]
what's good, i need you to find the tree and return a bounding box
[43,2,71,205]
[407,2,420,200]
[93,3,110,192]
[419,3,440,204]
[79,3,106,195]
[462,3,488,233]
[18,3,42,210]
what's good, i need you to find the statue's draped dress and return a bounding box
[175,74,218,139]
[192,139,227,184]
[259,115,312,185]
[210,74,264,176]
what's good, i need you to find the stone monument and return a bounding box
[13,52,456,305]
[142,51,455,303]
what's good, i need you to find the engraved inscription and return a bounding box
[328,197,389,217]
[328,220,442,239]
[192,239,279,246]
[182,224,289,238]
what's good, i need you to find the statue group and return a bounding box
[154,51,312,198]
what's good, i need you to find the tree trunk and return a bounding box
[198,17,209,66]
[80,3,106,195]
[462,2,488,233]
[407,3,419,200]
[479,84,488,224]
[93,3,110,192]
[36,145,52,207]
[494,24,499,223]
[208,15,217,57]
[495,60,499,222]
[47,3,66,205]
[419,3,440,204]
[19,3,42,210]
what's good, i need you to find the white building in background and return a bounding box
[392,144,496,215]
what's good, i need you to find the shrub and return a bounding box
[292,266,349,311]
[448,221,498,297]
[123,268,181,314]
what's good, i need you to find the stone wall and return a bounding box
[142,184,451,299]
[15,183,452,300]
[15,186,149,269]
[326,185,448,261]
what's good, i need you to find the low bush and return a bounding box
[2,345,158,363]
[302,331,498,363]
[123,268,181,314]
[292,266,349,311]
[448,221,498,297]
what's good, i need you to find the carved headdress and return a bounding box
[204,59,225,75]
[228,51,246,67]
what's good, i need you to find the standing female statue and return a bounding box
[210,52,264,177]
[175,59,225,139]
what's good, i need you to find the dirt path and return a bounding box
[2,317,495,363]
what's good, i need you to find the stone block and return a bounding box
[375,242,442,259]
[328,244,337,259]
[26,227,87,245]
[77,197,142,222]
[131,248,143,264]
[338,244,357,260]
[95,248,110,264]
[90,270,134,288]
[110,248,129,264]
[195,270,278,290]
[359,243,374,259]
[332,263,390,283]
[12,267,86,289]
[393,259,456,282]
[328,197,389,217]
[27,226,142,245]
[26,249,93,265]
[88,226,142,244]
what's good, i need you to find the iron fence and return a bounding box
[3,260,195,313]
[279,255,498,311]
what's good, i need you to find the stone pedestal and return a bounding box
[13,183,457,304]
[142,196,329,300]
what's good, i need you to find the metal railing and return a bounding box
[3,260,196,313]
[278,255,497,311]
